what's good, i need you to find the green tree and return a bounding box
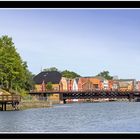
[97,70,113,80]
[0,35,33,94]
[43,67,58,72]
[42,67,81,79]
[61,70,80,79]
[46,82,53,91]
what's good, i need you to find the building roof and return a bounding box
[83,76,106,81]
[93,76,106,81]
[118,79,136,81]
[33,71,62,84]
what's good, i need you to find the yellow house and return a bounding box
[59,77,69,91]
[118,79,135,91]
[32,71,62,103]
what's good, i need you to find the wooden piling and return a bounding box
[4,102,6,111]
[1,103,3,111]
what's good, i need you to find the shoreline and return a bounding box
[3,100,53,111]
[2,98,137,111]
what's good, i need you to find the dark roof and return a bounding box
[33,71,62,84]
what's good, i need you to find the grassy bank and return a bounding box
[2,100,53,111]
[18,100,53,110]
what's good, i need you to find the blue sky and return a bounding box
[0,9,140,79]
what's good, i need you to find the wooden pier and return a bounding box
[0,95,21,111]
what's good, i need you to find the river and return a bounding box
[0,102,140,132]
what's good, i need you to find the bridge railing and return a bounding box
[29,89,140,94]
[0,95,21,102]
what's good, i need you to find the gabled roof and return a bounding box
[93,76,106,81]
[33,71,62,84]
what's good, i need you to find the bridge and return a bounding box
[29,90,140,104]
[0,95,21,111]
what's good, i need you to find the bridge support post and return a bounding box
[4,102,6,111]
[63,99,66,104]
[129,93,134,102]
[60,99,66,104]
[1,103,3,111]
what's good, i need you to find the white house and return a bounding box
[72,78,79,91]
[103,80,109,90]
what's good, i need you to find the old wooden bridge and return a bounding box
[0,95,21,111]
[29,90,140,103]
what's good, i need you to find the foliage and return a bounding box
[61,70,81,79]
[43,67,58,72]
[46,82,53,91]
[43,67,81,79]
[20,90,32,100]
[97,70,113,80]
[0,35,33,94]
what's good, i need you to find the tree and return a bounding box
[43,67,58,72]
[97,70,113,80]
[0,35,33,94]
[46,82,53,91]
[42,67,81,79]
[61,70,80,79]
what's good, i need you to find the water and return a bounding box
[0,102,140,132]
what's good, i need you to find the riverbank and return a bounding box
[3,100,52,111]
[66,98,129,104]
[19,100,53,110]
[1,97,132,111]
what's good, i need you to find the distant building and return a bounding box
[60,77,68,91]
[113,76,119,80]
[32,71,62,103]
[72,78,79,91]
[33,71,62,92]
[116,79,136,91]
[103,79,109,90]
[77,76,106,91]
[89,76,104,90]
[135,81,140,91]
[78,77,89,91]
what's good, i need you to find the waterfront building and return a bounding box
[115,79,136,91]
[89,76,106,90]
[78,77,89,91]
[108,80,113,91]
[113,75,119,80]
[112,80,119,91]
[102,79,109,90]
[67,79,74,91]
[77,76,105,91]
[32,71,62,103]
[136,81,140,91]
[60,77,69,91]
[33,71,62,92]
[82,79,94,91]
[72,78,79,91]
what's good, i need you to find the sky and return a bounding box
[0,9,140,79]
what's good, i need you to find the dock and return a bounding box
[0,95,21,111]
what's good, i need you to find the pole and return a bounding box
[2,103,3,111]
[4,102,6,111]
